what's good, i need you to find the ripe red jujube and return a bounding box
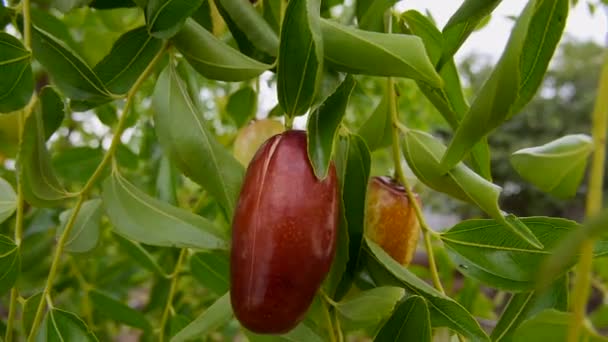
[230,130,339,334]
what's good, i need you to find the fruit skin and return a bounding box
[365,176,421,266]
[230,130,339,334]
[233,119,284,166]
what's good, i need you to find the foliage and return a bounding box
[0,0,606,341]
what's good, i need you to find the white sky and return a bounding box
[396,1,608,62]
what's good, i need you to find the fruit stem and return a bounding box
[388,77,444,295]
[568,52,608,342]
[26,42,169,341]
[158,248,187,341]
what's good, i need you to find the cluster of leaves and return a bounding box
[0,0,607,341]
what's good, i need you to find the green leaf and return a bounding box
[156,154,179,205]
[247,321,325,342]
[0,111,19,156]
[375,296,432,342]
[307,75,355,179]
[0,235,19,297]
[334,134,371,299]
[102,171,228,250]
[215,0,279,56]
[357,90,391,152]
[171,292,232,342]
[402,129,541,248]
[190,251,230,295]
[440,0,569,171]
[512,310,608,342]
[152,61,244,218]
[22,293,43,334]
[56,199,103,254]
[19,104,74,207]
[89,289,151,330]
[365,239,489,341]
[31,21,114,102]
[94,26,163,95]
[37,309,98,341]
[356,0,397,32]
[0,32,33,113]
[38,86,65,140]
[277,0,324,117]
[114,234,170,277]
[440,0,502,67]
[511,134,593,198]
[336,286,404,326]
[226,86,257,128]
[401,10,492,180]
[320,19,442,88]
[491,277,568,341]
[172,19,271,81]
[146,0,204,39]
[441,217,608,291]
[0,177,16,224]
[52,147,104,185]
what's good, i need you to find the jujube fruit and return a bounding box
[365,176,421,266]
[230,130,339,334]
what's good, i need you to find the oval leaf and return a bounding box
[402,129,541,248]
[440,0,569,171]
[320,19,442,88]
[0,177,16,224]
[357,91,392,152]
[39,86,65,140]
[277,0,324,117]
[215,0,279,56]
[114,234,170,277]
[307,75,355,179]
[226,86,257,128]
[365,239,489,341]
[172,19,271,82]
[171,292,232,342]
[94,26,163,95]
[0,235,19,297]
[336,286,404,326]
[56,199,103,254]
[190,251,230,295]
[512,310,608,342]
[31,22,114,102]
[375,295,431,342]
[22,293,43,334]
[152,61,244,218]
[440,217,607,291]
[146,0,204,39]
[0,32,34,113]
[102,171,228,250]
[89,289,151,331]
[511,134,593,198]
[37,309,98,341]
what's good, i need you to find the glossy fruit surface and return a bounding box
[365,176,420,266]
[230,130,339,334]
[233,119,284,166]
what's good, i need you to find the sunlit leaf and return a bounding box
[336,286,404,326]
[146,0,204,39]
[512,310,608,341]
[356,0,397,32]
[171,292,232,342]
[375,296,431,342]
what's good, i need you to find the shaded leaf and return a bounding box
[356,0,397,32]
[277,0,324,117]
[39,86,65,140]
[56,199,103,254]
[320,19,442,87]
[114,234,170,277]
[171,292,232,342]
[402,129,541,248]
[22,293,43,334]
[37,309,98,341]
[491,277,568,341]
[52,147,104,184]
[226,86,257,128]
[441,0,569,171]
[146,0,204,39]
[172,19,270,81]
[511,134,593,198]
[365,239,489,341]
[0,235,19,297]
[89,289,151,330]
[102,171,228,250]
[152,61,244,218]
[336,286,404,326]
[0,32,33,113]
[190,251,230,295]
[94,26,163,95]
[512,310,608,341]
[0,177,16,224]
[247,321,325,342]
[307,75,355,179]
[375,296,431,342]
[357,91,392,152]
